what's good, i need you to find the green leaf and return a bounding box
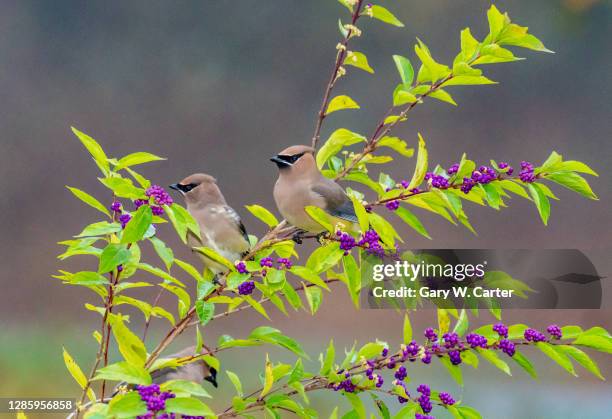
[510,349,537,379]
[244,295,270,320]
[108,316,148,366]
[555,160,598,177]
[99,177,145,200]
[317,128,366,169]
[320,340,335,376]
[376,136,414,157]
[367,5,404,27]
[572,335,612,354]
[261,355,274,398]
[194,247,234,270]
[392,55,414,87]
[414,39,449,83]
[165,398,214,417]
[545,172,598,200]
[326,95,360,115]
[121,205,153,244]
[249,326,308,358]
[71,127,110,175]
[394,207,430,239]
[94,361,151,385]
[303,284,322,314]
[195,301,215,326]
[245,204,279,227]
[486,5,507,41]
[98,244,131,274]
[429,89,457,106]
[292,266,330,291]
[115,152,165,170]
[66,187,111,217]
[76,221,122,238]
[477,348,511,375]
[165,204,201,243]
[304,206,334,232]
[63,347,96,402]
[349,196,370,233]
[558,345,604,380]
[403,313,412,343]
[536,342,576,375]
[453,309,469,336]
[107,392,147,419]
[161,380,211,398]
[407,133,428,190]
[392,85,417,106]
[226,370,243,397]
[449,405,483,419]
[357,342,385,360]
[149,237,174,270]
[439,356,463,386]
[527,183,551,225]
[344,51,374,74]
[306,243,344,274]
[368,212,400,246]
[392,403,418,419]
[443,75,497,86]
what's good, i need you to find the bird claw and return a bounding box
[316,232,328,243]
[292,231,305,244]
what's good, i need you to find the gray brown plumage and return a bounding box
[151,345,217,387]
[170,173,250,272]
[270,145,357,232]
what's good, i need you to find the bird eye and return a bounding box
[180,183,197,192]
[288,152,305,163]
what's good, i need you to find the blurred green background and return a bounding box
[0,0,610,418]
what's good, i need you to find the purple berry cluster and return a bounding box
[332,371,357,393]
[498,161,514,174]
[519,161,536,183]
[111,201,122,213]
[335,229,385,257]
[258,256,293,277]
[493,322,509,338]
[447,163,460,175]
[119,213,132,229]
[524,328,547,342]
[237,280,255,296]
[135,384,175,418]
[385,200,400,211]
[465,333,488,348]
[145,185,174,216]
[424,328,437,342]
[547,324,562,339]
[498,339,516,357]
[415,415,435,419]
[424,172,450,189]
[358,229,384,257]
[235,261,248,274]
[416,384,433,413]
[336,231,357,255]
[439,391,456,406]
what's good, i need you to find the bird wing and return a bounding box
[222,205,250,244]
[311,179,358,223]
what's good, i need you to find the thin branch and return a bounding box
[311,0,365,149]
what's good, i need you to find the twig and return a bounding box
[311,0,365,149]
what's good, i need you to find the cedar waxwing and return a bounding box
[271,145,357,233]
[170,173,250,273]
[151,345,218,387]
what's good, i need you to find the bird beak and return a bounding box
[270,155,291,168]
[169,183,181,192]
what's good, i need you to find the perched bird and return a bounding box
[170,173,250,272]
[270,145,357,233]
[151,345,218,387]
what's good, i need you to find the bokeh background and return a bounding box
[0,0,610,417]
